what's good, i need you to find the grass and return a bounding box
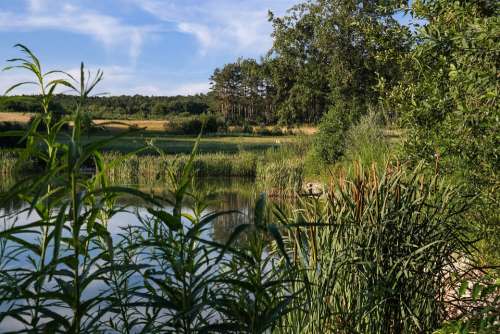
[256,159,304,196]
[0,151,17,178]
[78,134,294,154]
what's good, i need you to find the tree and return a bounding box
[268,0,412,125]
[210,58,276,124]
[391,0,498,188]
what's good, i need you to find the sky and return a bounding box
[0,0,415,97]
[0,0,297,96]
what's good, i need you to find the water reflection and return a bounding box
[0,177,258,244]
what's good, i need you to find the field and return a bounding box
[81,134,295,154]
[0,112,170,131]
[0,111,32,123]
[0,111,303,154]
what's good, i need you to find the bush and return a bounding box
[314,104,351,163]
[166,115,222,135]
[0,122,27,148]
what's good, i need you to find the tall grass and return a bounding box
[0,151,17,178]
[273,162,474,333]
[256,159,304,196]
[342,111,391,168]
[103,151,258,184]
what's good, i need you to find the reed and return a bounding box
[273,162,474,333]
[0,151,17,178]
[103,151,258,184]
[256,159,304,196]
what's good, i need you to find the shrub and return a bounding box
[0,122,27,148]
[314,104,351,163]
[166,115,221,135]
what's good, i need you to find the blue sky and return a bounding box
[0,0,415,96]
[0,0,297,96]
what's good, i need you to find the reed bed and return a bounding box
[103,151,258,184]
[273,162,474,333]
[256,158,304,196]
[0,151,17,178]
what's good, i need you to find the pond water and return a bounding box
[0,177,259,244]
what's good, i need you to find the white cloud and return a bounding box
[167,82,210,96]
[178,23,215,53]
[0,1,156,63]
[131,0,296,55]
[27,0,46,12]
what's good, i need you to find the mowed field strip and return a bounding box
[0,112,169,131]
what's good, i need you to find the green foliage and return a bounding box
[211,194,298,333]
[0,94,212,119]
[165,114,225,135]
[314,104,351,163]
[267,0,411,124]
[386,0,499,270]
[2,3,498,327]
[342,111,392,168]
[103,151,258,184]
[211,58,276,125]
[391,0,498,189]
[434,274,500,334]
[0,122,27,148]
[0,44,128,332]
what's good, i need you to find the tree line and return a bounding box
[0,94,213,119]
[210,0,411,125]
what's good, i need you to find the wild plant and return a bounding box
[0,45,156,333]
[209,194,301,333]
[274,162,474,333]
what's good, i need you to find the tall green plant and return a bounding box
[0,45,157,333]
[275,162,473,333]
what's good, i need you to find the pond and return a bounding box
[0,177,260,245]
